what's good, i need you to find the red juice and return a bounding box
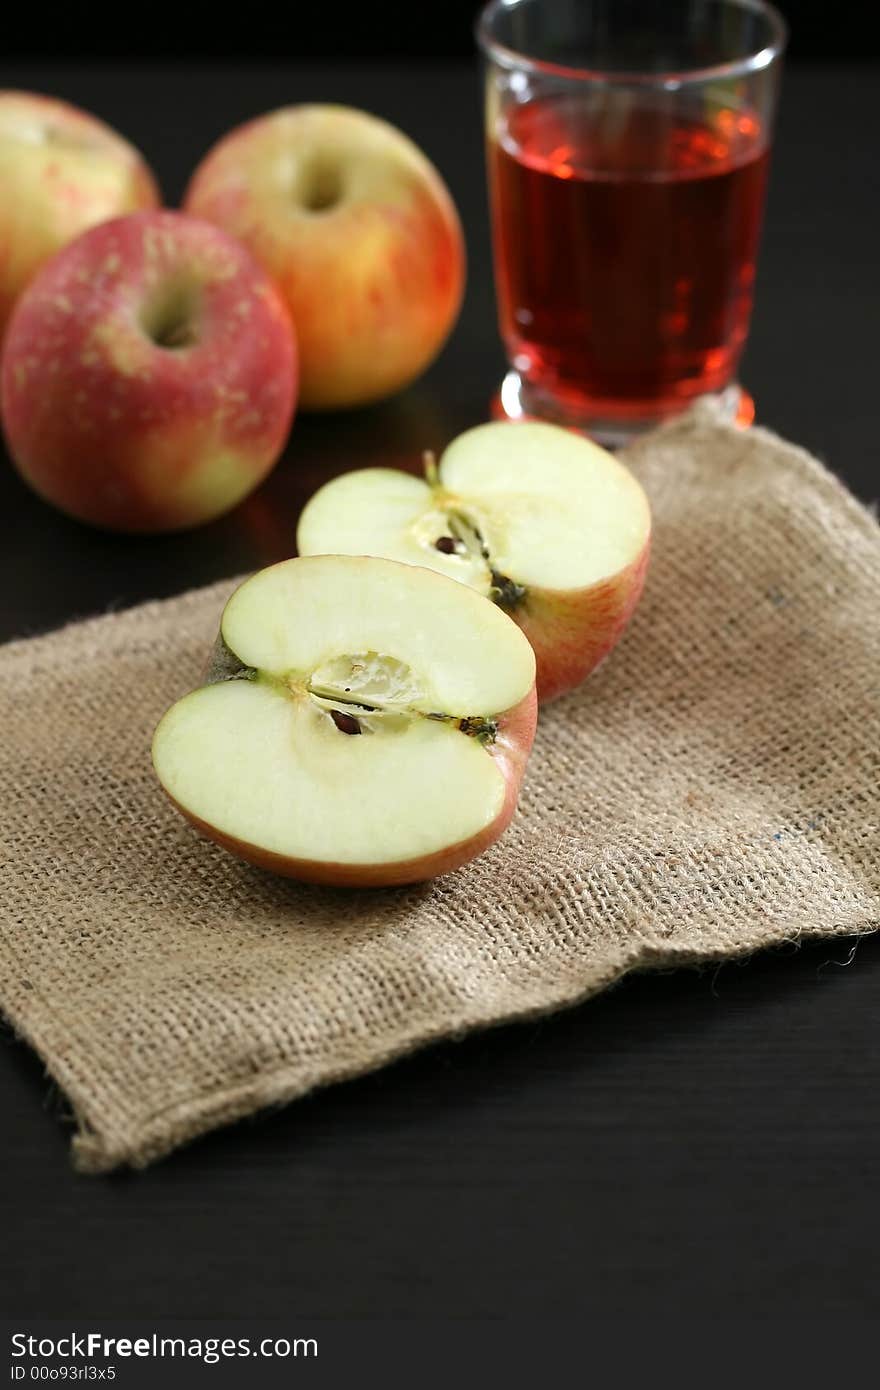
[488,93,771,422]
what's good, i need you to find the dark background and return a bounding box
[1,0,879,1328]
[2,0,879,59]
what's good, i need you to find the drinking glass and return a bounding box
[478,0,787,445]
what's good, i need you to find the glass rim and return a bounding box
[476,0,788,87]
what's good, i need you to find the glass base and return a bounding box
[491,371,755,449]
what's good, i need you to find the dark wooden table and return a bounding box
[1,59,878,1321]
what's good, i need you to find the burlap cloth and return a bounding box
[1,404,878,1172]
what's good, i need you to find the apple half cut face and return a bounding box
[152,556,537,887]
[296,421,651,702]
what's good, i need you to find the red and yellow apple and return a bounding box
[152,555,537,887]
[184,104,464,411]
[0,90,160,338]
[297,421,651,702]
[1,209,297,532]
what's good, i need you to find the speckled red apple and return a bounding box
[1,209,297,532]
[0,90,160,338]
[184,104,465,410]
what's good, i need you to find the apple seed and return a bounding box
[330,709,362,735]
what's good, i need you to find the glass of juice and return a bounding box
[478,0,787,445]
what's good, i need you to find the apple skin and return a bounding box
[513,542,651,703]
[160,685,537,888]
[184,104,465,411]
[1,209,297,532]
[0,90,160,339]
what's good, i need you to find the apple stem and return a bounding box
[423,450,439,487]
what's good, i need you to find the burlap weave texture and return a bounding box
[1,405,878,1171]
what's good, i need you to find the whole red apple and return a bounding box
[0,90,160,339]
[184,104,465,410]
[1,210,297,532]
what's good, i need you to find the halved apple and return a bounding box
[152,555,537,887]
[297,421,651,701]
